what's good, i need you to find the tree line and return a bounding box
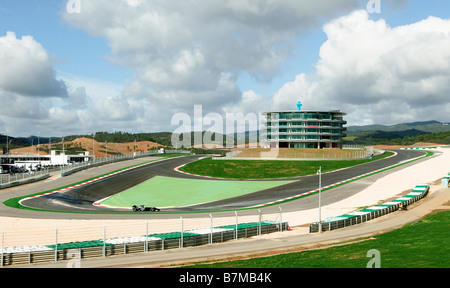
[346,130,450,146]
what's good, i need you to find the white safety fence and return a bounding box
[1,209,289,266]
[0,170,50,189]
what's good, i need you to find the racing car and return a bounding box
[132,205,160,212]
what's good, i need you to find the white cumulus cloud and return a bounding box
[0,32,68,98]
[60,0,361,132]
[272,10,450,125]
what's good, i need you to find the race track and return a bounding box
[13,149,428,216]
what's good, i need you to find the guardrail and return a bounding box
[60,150,190,177]
[1,221,288,267]
[0,170,50,190]
[1,211,289,267]
[309,184,430,233]
[400,146,447,150]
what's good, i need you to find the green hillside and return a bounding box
[345,120,450,145]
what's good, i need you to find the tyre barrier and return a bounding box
[400,147,441,150]
[0,221,289,267]
[309,184,430,233]
[442,174,449,188]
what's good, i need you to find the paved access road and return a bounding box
[11,149,427,217]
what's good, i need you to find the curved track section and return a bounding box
[19,156,206,213]
[16,150,428,215]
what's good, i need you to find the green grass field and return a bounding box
[179,152,393,179]
[99,176,295,208]
[183,210,450,268]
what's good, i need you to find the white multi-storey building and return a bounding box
[261,110,347,149]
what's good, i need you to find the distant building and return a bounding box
[261,110,347,149]
[0,150,93,171]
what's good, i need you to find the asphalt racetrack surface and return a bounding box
[16,150,428,217]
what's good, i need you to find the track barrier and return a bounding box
[60,150,190,177]
[0,170,50,190]
[309,184,430,233]
[0,212,289,267]
[400,146,448,150]
[442,174,449,188]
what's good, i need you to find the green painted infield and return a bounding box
[100,176,295,208]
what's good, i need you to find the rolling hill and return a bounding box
[345,120,450,145]
[2,120,450,155]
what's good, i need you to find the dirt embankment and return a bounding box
[9,137,163,158]
[8,139,445,158]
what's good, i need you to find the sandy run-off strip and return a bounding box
[0,148,449,249]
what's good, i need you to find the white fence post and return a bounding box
[103,223,106,257]
[55,226,58,262]
[258,209,262,235]
[235,211,238,240]
[279,206,283,232]
[209,214,213,244]
[180,216,184,248]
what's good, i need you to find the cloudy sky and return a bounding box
[0,0,449,137]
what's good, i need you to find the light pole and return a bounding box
[37,132,41,170]
[0,132,8,165]
[5,131,9,164]
[317,166,322,233]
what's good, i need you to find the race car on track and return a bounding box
[132,205,160,212]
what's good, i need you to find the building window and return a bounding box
[307,135,319,140]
